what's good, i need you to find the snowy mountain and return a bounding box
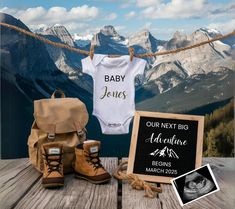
[90,25,129,55]
[143,28,235,95]
[72,25,128,48]
[150,146,179,159]
[73,33,93,47]
[1,12,234,114]
[155,28,234,75]
[32,26,47,34]
[128,29,166,53]
[136,28,234,113]
[41,24,76,47]
[128,29,166,65]
[100,25,126,42]
[73,33,93,41]
[38,25,93,92]
[12,20,235,112]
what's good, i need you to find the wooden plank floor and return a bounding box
[0,157,234,209]
[0,158,118,209]
[0,159,41,209]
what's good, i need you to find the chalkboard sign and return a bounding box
[127,111,204,183]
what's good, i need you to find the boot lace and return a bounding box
[85,151,103,170]
[43,153,63,176]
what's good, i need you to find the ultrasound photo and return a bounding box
[171,164,220,206]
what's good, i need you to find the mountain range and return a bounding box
[36,24,235,109]
[38,24,93,92]
[137,28,234,112]
[150,146,179,159]
[0,12,234,158]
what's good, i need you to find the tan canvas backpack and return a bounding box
[28,89,89,174]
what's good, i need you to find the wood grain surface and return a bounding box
[0,157,234,209]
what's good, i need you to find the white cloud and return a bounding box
[0,5,99,32]
[125,11,136,19]
[138,0,235,20]
[207,3,235,20]
[136,0,162,8]
[17,7,47,22]
[141,0,207,19]
[208,19,235,33]
[105,12,117,20]
[115,25,126,31]
[0,7,17,14]
[143,22,152,29]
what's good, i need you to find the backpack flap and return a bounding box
[33,95,89,136]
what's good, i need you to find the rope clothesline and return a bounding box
[0,22,235,59]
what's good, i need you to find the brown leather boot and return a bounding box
[74,140,111,184]
[41,142,64,188]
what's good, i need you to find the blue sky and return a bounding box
[0,0,234,40]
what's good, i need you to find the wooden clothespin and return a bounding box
[128,47,134,61]
[89,44,95,60]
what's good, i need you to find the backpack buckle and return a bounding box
[77,130,84,136]
[48,133,55,140]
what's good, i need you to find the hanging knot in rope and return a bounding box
[89,44,95,60]
[113,161,162,198]
[128,47,134,61]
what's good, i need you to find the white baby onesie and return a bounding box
[81,54,147,135]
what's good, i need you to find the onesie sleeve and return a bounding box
[132,58,147,77]
[81,56,95,77]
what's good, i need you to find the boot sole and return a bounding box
[74,173,111,184]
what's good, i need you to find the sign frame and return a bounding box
[127,111,204,183]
